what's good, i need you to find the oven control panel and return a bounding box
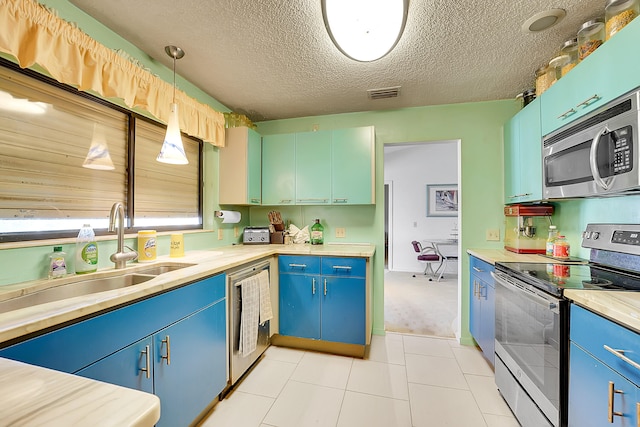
[582,223,640,255]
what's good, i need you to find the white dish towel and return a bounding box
[239,270,273,357]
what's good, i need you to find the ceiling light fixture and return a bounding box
[322,0,409,62]
[521,9,566,33]
[157,45,188,165]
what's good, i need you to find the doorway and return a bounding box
[383,140,461,338]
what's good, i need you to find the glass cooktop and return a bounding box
[496,262,640,295]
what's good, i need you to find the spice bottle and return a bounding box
[553,235,571,259]
[48,246,68,279]
[605,0,639,39]
[577,19,605,60]
[546,225,558,256]
[310,219,324,245]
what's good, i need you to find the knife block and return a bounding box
[270,231,285,244]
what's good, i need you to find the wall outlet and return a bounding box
[312,124,320,131]
[218,228,224,240]
[234,226,239,238]
[335,227,346,238]
[486,228,500,241]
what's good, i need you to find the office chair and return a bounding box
[411,240,443,280]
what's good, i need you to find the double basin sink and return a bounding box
[0,262,196,314]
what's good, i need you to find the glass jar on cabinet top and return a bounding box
[549,55,570,81]
[605,0,639,39]
[577,19,605,60]
[558,38,579,76]
[535,64,556,96]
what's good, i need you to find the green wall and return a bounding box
[256,100,519,342]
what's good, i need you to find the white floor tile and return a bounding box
[263,380,344,427]
[264,345,306,364]
[236,358,297,398]
[405,352,469,390]
[337,391,412,427]
[198,391,274,427]
[403,335,455,358]
[483,413,520,427]
[409,382,488,427]
[465,374,513,416]
[290,351,353,389]
[367,334,405,365]
[451,345,494,376]
[347,359,409,400]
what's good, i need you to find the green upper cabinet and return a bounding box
[540,18,640,136]
[331,127,375,204]
[262,133,296,205]
[295,130,332,204]
[504,98,542,204]
[262,126,375,205]
[219,126,262,205]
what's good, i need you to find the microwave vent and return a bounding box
[367,86,401,100]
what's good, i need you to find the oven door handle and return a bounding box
[589,125,614,191]
[492,272,560,311]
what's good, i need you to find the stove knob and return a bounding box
[583,231,591,239]
[592,232,600,240]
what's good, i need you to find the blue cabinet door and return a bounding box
[154,300,227,427]
[76,336,154,393]
[518,98,542,202]
[279,273,321,340]
[295,130,331,204]
[262,133,296,205]
[331,127,375,204]
[503,114,520,204]
[480,281,495,364]
[321,276,365,345]
[569,342,638,427]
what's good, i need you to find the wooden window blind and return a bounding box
[133,119,201,227]
[0,65,128,233]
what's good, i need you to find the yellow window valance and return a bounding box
[0,0,225,147]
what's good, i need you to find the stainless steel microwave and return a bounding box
[543,88,640,199]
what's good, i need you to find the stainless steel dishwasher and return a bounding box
[227,259,271,387]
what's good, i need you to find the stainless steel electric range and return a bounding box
[493,223,640,427]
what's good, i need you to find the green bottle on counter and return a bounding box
[311,219,324,245]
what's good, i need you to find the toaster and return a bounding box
[243,227,270,244]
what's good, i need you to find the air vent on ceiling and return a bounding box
[367,86,401,100]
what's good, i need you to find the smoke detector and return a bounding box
[367,86,401,100]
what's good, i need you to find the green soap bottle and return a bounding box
[310,219,324,245]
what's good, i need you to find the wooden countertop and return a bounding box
[0,243,374,426]
[0,358,160,426]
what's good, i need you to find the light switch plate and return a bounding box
[234,226,239,238]
[218,229,224,240]
[486,229,500,241]
[335,227,346,238]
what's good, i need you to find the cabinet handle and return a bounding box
[139,345,151,379]
[576,94,601,108]
[557,108,576,119]
[312,278,316,295]
[473,280,479,298]
[604,345,640,371]
[508,193,532,199]
[472,267,482,272]
[279,199,292,204]
[333,198,348,203]
[324,279,327,296]
[608,381,624,422]
[636,402,639,427]
[251,198,261,204]
[288,263,307,269]
[297,198,329,203]
[161,336,171,365]
[332,265,352,271]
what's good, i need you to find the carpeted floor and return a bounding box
[384,270,458,338]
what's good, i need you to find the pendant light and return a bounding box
[157,45,188,165]
[83,122,115,170]
[322,0,408,62]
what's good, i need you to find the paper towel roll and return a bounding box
[216,210,241,223]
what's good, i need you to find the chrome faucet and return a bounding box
[108,202,138,269]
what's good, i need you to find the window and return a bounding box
[0,61,202,242]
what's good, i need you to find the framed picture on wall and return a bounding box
[426,184,458,217]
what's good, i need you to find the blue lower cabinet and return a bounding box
[279,273,321,339]
[279,256,366,345]
[1,273,227,427]
[321,277,365,345]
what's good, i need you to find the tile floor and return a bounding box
[199,333,520,427]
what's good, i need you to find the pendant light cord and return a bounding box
[172,55,176,103]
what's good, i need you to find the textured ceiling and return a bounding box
[68,0,604,121]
